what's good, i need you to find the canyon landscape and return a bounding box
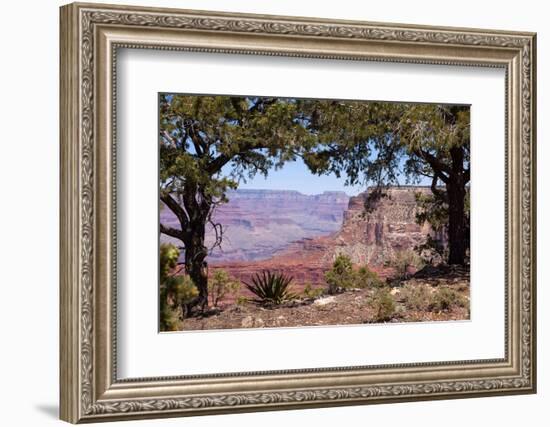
[163,186,470,330]
[159,94,470,331]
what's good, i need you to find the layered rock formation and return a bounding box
[320,186,438,265]
[212,186,444,288]
[160,189,349,262]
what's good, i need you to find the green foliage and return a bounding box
[400,284,432,311]
[159,95,316,204]
[159,94,321,311]
[208,269,241,307]
[388,250,425,281]
[160,243,180,283]
[160,300,180,332]
[159,243,199,330]
[325,254,356,294]
[244,271,297,306]
[302,282,325,299]
[429,287,467,312]
[356,265,384,288]
[369,288,397,322]
[235,296,249,306]
[325,254,382,293]
[173,275,200,305]
[301,102,470,265]
[415,191,449,232]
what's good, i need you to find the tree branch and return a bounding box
[414,148,450,183]
[160,130,177,148]
[160,192,189,230]
[160,223,184,240]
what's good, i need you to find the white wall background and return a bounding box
[0,0,546,426]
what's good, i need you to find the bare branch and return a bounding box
[160,223,184,240]
[160,192,189,230]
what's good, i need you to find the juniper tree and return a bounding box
[300,101,470,265]
[159,94,313,313]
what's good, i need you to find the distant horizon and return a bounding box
[222,157,430,196]
[226,185,436,198]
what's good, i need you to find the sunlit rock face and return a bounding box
[330,187,441,265]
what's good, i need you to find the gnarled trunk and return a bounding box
[446,178,467,265]
[446,146,468,266]
[183,224,209,314]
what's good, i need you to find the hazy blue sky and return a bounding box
[227,157,365,196]
[225,156,432,196]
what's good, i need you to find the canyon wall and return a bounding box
[211,186,444,288]
[160,189,349,262]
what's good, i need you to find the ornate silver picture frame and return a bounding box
[60,2,536,423]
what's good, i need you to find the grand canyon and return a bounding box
[164,186,447,293]
[166,186,469,330]
[159,94,470,331]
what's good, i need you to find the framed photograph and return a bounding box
[60,2,537,423]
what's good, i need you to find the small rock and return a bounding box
[241,315,254,328]
[255,318,265,328]
[390,288,401,296]
[313,296,336,306]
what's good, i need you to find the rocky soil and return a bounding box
[178,266,470,331]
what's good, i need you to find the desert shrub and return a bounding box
[388,250,425,280]
[325,254,383,293]
[355,265,383,288]
[400,283,432,311]
[302,282,324,299]
[159,243,199,329]
[173,275,199,306]
[429,287,467,312]
[235,296,248,306]
[325,254,356,294]
[160,299,180,332]
[159,243,180,331]
[208,269,240,307]
[369,288,397,322]
[160,243,180,281]
[244,271,296,305]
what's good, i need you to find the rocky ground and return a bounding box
[178,265,470,331]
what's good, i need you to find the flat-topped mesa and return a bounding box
[225,189,348,203]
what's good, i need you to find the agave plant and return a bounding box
[244,271,296,305]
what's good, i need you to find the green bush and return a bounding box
[400,283,432,311]
[244,271,296,306]
[159,243,199,330]
[325,254,382,293]
[325,254,356,294]
[429,287,467,312]
[369,288,396,322]
[356,265,383,288]
[302,282,324,299]
[235,296,248,306]
[173,275,199,305]
[388,250,425,280]
[208,269,240,307]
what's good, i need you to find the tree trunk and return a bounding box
[183,222,209,314]
[446,180,467,265]
[446,146,468,265]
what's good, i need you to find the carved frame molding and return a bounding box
[60,2,536,423]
